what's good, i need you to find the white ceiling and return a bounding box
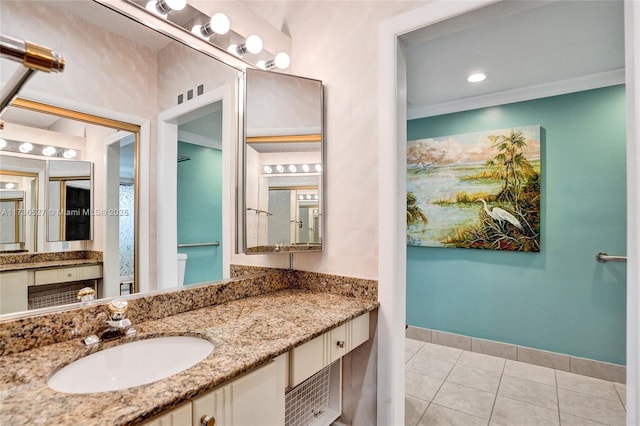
[401,0,625,119]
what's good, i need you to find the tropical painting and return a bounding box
[407,125,541,252]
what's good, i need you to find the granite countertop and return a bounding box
[0,289,378,425]
[0,258,103,272]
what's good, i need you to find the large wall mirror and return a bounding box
[0,0,243,317]
[243,69,324,253]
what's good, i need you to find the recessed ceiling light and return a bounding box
[467,72,487,83]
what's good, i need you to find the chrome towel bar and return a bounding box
[596,252,627,263]
[178,241,220,248]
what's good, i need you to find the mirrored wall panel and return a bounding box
[244,69,324,253]
[47,160,93,241]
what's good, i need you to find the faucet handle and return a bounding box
[108,299,128,321]
[77,287,96,302]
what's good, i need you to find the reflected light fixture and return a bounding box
[314,164,322,172]
[276,164,284,173]
[235,35,263,56]
[146,0,187,17]
[5,182,15,189]
[302,164,310,172]
[467,72,487,83]
[191,13,230,39]
[0,138,6,150]
[42,146,56,156]
[288,164,297,173]
[19,142,33,153]
[298,195,304,200]
[63,149,77,159]
[263,165,273,174]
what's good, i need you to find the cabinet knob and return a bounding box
[201,414,216,426]
[336,340,345,348]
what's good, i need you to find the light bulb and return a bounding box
[63,149,77,159]
[210,13,230,34]
[5,183,15,189]
[256,60,267,70]
[274,52,291,70]
[306,194,311,200]
[19,143,33,153]
[288,165,297,173]
[298,195,304,200]
[263,165,272,173]
[164,0,187,11]
[315,164,322,172]
[42,146,56,156]
[0,139,6,149]
[302,164,310,172]
[227,44,239,56]
[276,165,284,173]
[245,35,263,54]
[314,194,318,200]
[145,1,167,17]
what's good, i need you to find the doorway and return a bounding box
[377,1,640,424]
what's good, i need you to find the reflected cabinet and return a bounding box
[242,69,324,254]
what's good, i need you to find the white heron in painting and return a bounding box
[477,198,523,230]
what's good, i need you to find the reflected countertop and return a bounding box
[0,258,103,272]
[0,289,378,425]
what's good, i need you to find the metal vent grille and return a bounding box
[285,364,332,426]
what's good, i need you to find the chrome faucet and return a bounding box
[82,299,136,346]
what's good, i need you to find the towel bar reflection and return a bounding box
[596,252,627,263]
[177,242,220,248]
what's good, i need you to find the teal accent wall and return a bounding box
[407,85,627,365]
[177,142,222,284]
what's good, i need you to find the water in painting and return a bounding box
[407,125,541,252]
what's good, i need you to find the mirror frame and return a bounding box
[0,170,38,251]
[241,69,325,254]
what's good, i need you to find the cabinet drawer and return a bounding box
[329,323,347,363]
[34,269,63,285]
[79,265,102,280]
[348,312,370,351]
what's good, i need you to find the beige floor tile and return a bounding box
[406,371,444,401]
[406,353,457,379]
[559,412,608,426]
[447,364,502,393]
[503,360,556,386]
[614,382,626,408]
[558,388,626,426]
[415,342,463,363]
[457,350,506,374]
[418,403,488,426]
[406,338,425,363]
[491,396,560,426]
[432,381,496,419]
[556,370,619,400]
[405,396,430,426]
[498,375,558,410]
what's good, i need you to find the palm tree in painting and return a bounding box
[485,129,535,207]
[407,192,428,225]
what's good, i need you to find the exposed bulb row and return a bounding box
[0,138,76,158]
[263,163,322,174]
[298,194,319,200]
[146,0,290,69]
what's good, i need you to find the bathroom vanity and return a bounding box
[0,280,377,426]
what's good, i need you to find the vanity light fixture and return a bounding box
[467,72,488,83]
[263,163,322,174]
[4,182,15,189]
[234,35,263,56]
[288,164,297,173]
[298,194,304,200]
[276,164,285,173]
[19,142,33,153]
[257,52,291,71]
[302,164,310,172]
[314,164,322,172]
[314,194,318,200]
[263,165,272,174]
[145,0,186,18]
[42,146,56,156]
[191,13,230,39]
[0,138,6,149]
[63,149,77,159]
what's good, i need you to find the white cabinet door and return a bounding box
[0,270,28,314]
[192,385,231,426]
[348,312,370,352]
[142,402,192,426]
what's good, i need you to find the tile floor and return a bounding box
[405,338,627,426]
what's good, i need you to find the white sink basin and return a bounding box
[47,336,214,394]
